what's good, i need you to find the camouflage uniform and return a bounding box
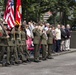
[10,29,20,64]
[41,29,47,60]
[14,26,26,62]
[0,24,10,65]
[33,27,41,62]
[21,26,30,61]
[47,29,53,59]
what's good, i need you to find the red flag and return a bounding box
[15,0,22,25]
[4,0,15,29]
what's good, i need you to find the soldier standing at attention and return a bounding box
[10,28,21,64]
[41,29,47,60]
[47,27,53,59]
[13,25,26,63]
[33,24,41,62]
[21,25,30,62]
[0,22,10,66]
[0,23,3,63]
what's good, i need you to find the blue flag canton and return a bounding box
[10,0,14,6]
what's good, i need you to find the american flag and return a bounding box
[4,0,15,29]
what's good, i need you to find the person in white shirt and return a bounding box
[28,22,35,38]
[55,25,61,52]
[26,25,31,38]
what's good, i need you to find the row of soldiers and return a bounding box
[0,22,30,66]
[0,21,54,66]
[33,24,53,62]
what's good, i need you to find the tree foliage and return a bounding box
[3,0,76,25]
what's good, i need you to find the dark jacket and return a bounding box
[65,28,71,39]
[61,28,67,40]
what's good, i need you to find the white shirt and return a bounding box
[29,24,35,38]
[44,27,49,31]
[55,28,61,40]
[26,28,31,37]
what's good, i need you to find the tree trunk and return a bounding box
[62,11,68,26]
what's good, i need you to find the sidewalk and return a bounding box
[0,48,76,67]
[52,48,76,56]
[29,48,76,59]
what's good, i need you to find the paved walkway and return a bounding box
[52,48,76,56]
[0,51,76,75]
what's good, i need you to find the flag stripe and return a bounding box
[9,15,14,27]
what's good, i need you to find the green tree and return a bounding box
[47,0,76,26]
[3,0,76,25]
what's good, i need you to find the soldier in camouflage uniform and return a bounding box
[33,25,41,62]
[13,25,26,62]
[0,22,10,66]
[9,28,21,64]
[21,25,30,62]
[0,25,4,63]
[47,27,53,59]
[41,29,47,60]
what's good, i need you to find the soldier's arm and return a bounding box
[32,29,36,36]
[46,30,50,36]
[51,32,54,38]
[25,30,28,40]
[40,30,43,36]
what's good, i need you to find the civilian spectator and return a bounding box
[65,24,71,51]
[52,26,56,52]
[60,25,67,51]
[26,25,31,38]
[28,21,35,39]
[55,25,61,52]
